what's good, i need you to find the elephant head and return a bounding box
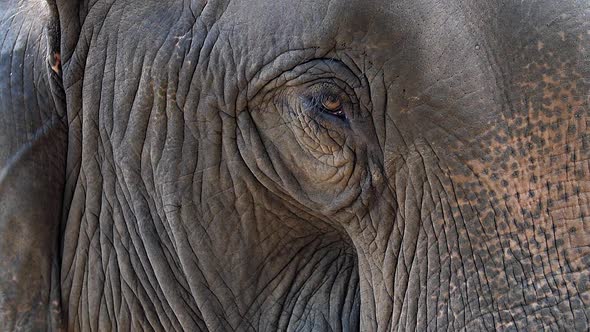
[1,0,589,330]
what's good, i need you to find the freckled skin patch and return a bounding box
[411,25,590,331]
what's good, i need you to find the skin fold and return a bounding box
[0,0,589,330]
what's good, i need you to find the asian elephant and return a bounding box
[1,0,589,330]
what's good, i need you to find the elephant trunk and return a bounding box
[349,143,440,331]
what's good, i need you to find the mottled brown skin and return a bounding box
[1,0,589,331]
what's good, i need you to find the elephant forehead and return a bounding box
[217,0,418,58]
[213,0,493,111]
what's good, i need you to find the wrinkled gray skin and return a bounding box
[1,0,590,330]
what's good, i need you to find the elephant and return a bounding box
[1,0,590,330]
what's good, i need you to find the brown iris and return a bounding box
[321,94,342,112]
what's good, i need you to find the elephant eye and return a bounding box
[304,83,349,121]
[321,94,344,116]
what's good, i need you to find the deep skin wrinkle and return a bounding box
[0,0,589,330]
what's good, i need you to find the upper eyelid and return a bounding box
[250,59,361,100]
[306,81,357,103]
[303,89,350,109]
[247,59,365,116]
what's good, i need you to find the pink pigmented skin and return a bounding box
[50,52,60,74]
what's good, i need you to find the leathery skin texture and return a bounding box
[0,0,589,330]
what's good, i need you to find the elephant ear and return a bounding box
[0,0,66,330]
